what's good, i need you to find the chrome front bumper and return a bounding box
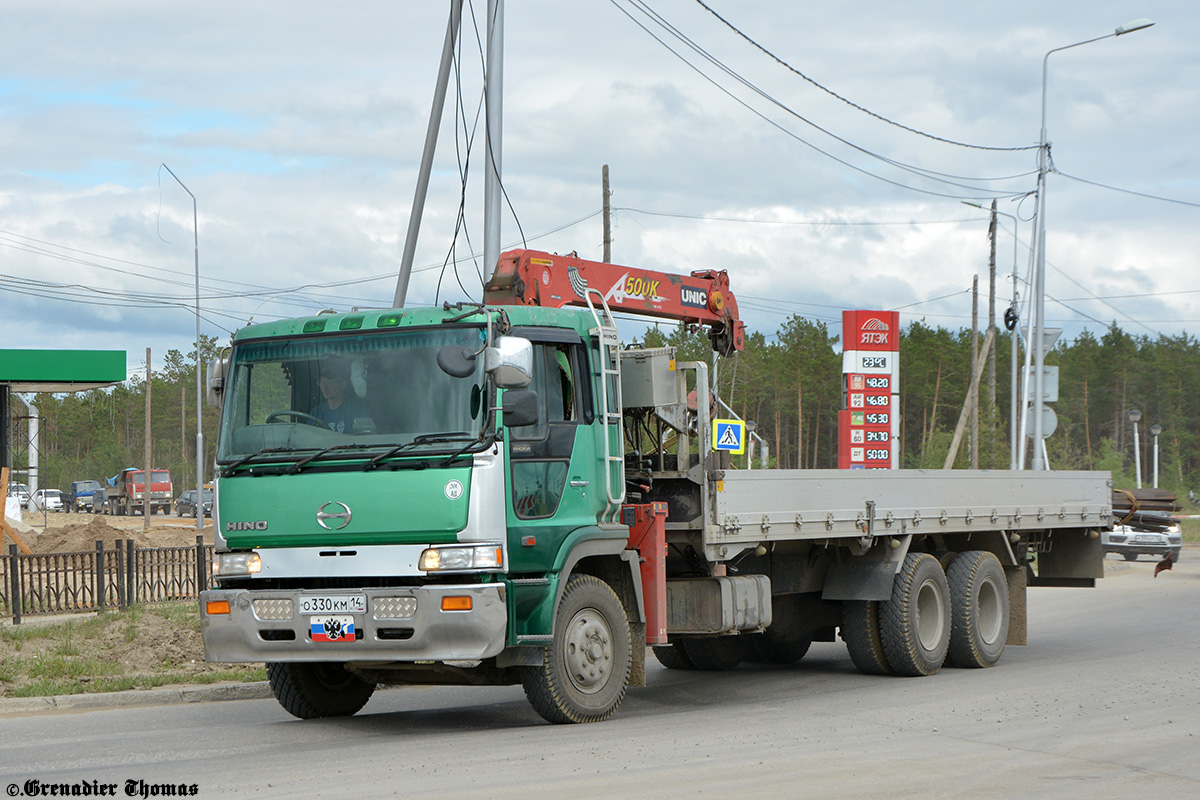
[200,584,507,663]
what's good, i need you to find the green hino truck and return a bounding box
[200,248,1113,724]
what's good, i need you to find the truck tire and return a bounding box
[946,551,1008,669]
[841,600,893,675]
[880,553,951,677]
[749,632,812,664]
[651,642,696,670]
[521,574,631,724]
[266,662,376,719]
[680,636,747,670]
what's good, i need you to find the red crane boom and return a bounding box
[483,249,745,356]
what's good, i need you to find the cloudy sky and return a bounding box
[3,1,1197,377]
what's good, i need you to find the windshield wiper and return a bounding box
[287,443,378,474]
[221,447,296,474]
[364,433,478,471]
[440,438,486,468]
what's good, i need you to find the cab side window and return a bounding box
[509,342,580,519]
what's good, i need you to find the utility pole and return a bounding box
[481,0,505,283]
[144,348,152,529]
[602,165,612,262]
[394,0,465,308]
[987,200,997,412]
[971,276,979,470]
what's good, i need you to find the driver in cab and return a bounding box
[313,359,370,433]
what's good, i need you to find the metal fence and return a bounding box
[0,538,213,623]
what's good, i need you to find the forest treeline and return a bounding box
[17,320,1200,498]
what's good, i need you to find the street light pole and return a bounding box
[1150,424,1162,489]
[1129,409,1143,489]
[963,201,1020,469]
[1031,18,1154,470]
[161,164,204,532]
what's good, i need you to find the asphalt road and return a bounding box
[1,552,1197,799]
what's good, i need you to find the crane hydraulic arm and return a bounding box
[483,249,745,355]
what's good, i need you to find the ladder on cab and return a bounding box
[585,289,625,525]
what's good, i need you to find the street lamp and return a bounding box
[161,164,204,532]
[1150,423,1163,489]
[1129,409,1143,489]
[1030,18,1155,469]
[963,201,1020,469]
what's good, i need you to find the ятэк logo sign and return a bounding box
[860,317,890,346]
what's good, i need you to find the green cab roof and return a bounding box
[233,305,597,342]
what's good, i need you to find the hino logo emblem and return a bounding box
[316,501,352,531]
[226,521,268,532]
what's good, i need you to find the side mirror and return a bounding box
[206,354,229,409]
[485,336,533,388]
[501,389,539,428]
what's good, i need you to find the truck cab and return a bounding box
[201,302,637,723]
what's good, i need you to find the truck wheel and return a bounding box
[880,553,951,677]
[749,632,811,664]
[521,574,631,724]
[651,642,696,670]
[946,551,1009,669]
[841,600,893,675]
[680,636,747,670]
[1123,553,1138,562]
[266,662,376,719]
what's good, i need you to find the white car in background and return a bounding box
[7,482,30,506]
[28,489,66,512]
[1102,511,1183,562]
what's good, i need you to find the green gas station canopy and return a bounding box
[0,349,126,393]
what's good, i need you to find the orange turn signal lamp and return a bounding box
[206,600,231,616]
[441,596,473,612]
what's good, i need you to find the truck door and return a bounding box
[505,330,605,573]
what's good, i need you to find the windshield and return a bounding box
[217,325,490,463]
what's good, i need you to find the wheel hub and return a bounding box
[564,608,613,695]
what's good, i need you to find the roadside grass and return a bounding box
[0,601,265,698]
[1180,518,1200,544]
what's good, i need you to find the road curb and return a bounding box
[0,681,271,715]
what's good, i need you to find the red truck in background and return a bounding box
[99,468,174,516]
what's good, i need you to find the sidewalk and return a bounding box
[0,680,272,715]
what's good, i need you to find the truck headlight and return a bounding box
[419,544,503,572]
[213,552,262,577]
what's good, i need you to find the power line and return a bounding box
[690,0,1037,153]
[1057,288,1200,301]
[622,0,1032,191]
[619,207,993,227]
[1055,170,1200,209]
[610,0,1032,201]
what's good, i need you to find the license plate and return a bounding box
[1133,536,1160,544]
[310,616,356,642]
[299,594,366,614]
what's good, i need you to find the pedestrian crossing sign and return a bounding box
[712,419,746,454]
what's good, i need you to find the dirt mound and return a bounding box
[32,517,211,553]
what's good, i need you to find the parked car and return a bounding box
[7,482,30,506]
[176,488,213,518]
[1102,511,1183,562]
[27,489,65,512]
